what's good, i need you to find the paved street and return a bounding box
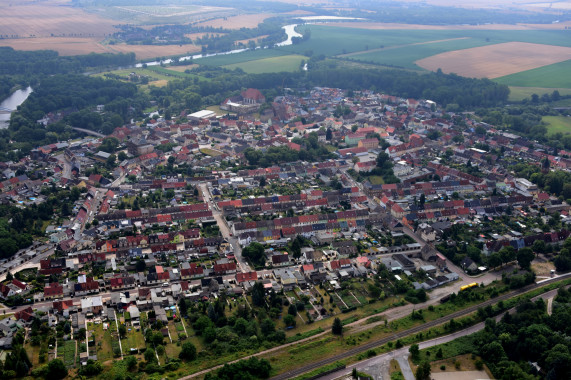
[199,183,251,272]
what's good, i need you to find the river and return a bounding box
[0,86,33,129]
[136,23,304,67]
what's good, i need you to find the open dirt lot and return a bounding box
[0,1,117,38]
[416,42,571,78]
[194,13,275,29]
[432,371,490,380]
[167,64,199,72]
[0,37,201,59]
[325,21,571,30]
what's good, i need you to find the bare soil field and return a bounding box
[325,21,571,30]
[0,1,117,38]
[416,42,571,78]
[167,64,199,72]
[184,33,225,41]
[0,37,201,60]
[194,13,275,29]
[236,35,270,45]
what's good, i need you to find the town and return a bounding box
[0,86,570,379]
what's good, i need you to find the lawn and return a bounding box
[369,175,385,185]
[121,329,146,354]
[93,323,116,362]
[542,115,571,136]
[495,59,571,89]
[147,65,206,81]
[223,54,307,73]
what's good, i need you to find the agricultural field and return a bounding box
[0,1,117,38]
[84,4,234,25]
[223,54,306,73]
[348,37,493,70]
[194,13,277,29]
[282,25,571,59]
[495,59,571,89]
[416,42,571,79]
[508,86,571,102]
[542,116,571,136]
[197,48,288,66]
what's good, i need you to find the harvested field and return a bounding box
[194,13,275,29]
[236,35,269,45]
[416,42,571,78]
[325,21,571,31]
[167,64,199,72]
[0,38,201,59]
[184,32,225,40]
[0,2,117,38]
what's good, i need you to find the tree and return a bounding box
[415,361,431,380]
[260,318,275,336]
[242,242,266,267]
[284,314,296,328]
[288,303,297,316]
[499,246,516,265]
[117,151,127,161]
[488,252,502,269]
[46,359,67,379]
[332,317,343,335]
[118,324,126,338]
[144,348,156,363]
[409,344,420,361]
[179,341,197,361]
[517,247,535,270]
[6,271,13,281]
[251,281,265,307]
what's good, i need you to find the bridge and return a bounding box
[71,127,106,138]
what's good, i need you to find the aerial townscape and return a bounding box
[0,1,571,380]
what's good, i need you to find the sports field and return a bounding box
[223,54,306,73]
[542,116,571,136]
[494,60,571,89]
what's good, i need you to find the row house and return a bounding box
[44,282,64,300]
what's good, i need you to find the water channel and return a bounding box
[0,86,33,129]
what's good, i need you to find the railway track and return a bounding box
[270,275,569,380]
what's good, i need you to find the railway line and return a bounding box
[270,274,570,380]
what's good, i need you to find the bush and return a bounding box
[440,365,446,370]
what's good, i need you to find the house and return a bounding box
[271,252,291,267]
[236,271,257,283]
[358,138,379,150]
[460,257,478,273]
[44,282,64,300]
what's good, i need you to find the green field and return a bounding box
[346,37,493,70]
[495,60,571,89]
[197,48,288,66]
[508,86,571,102]
[281,25,571,59]
[223,54,306,73]
[542,116,571,136]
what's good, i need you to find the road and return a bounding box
[198,183,251,272]
[318,286,565,380]
[0,245,54,284]
[268,274,571,380]
[71,127,106,138]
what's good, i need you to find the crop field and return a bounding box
[86,4,233,25]
[0,37,201,60]
[347,37,493,70]
[0,1,117,38]
[542,116,571,136]
[325,21,571,31]
[223,54,306,73]
[417,42,571,79]
[194,13,276,29]
[281,25,571,58]
[197,48,288,66]
[508,86,571,101]
[494,59,571,89]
